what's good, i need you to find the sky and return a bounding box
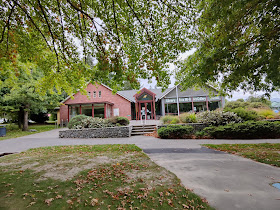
[140,49,280,101]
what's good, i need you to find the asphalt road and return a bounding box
[0,129,280,210]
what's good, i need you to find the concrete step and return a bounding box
[131,128,155,132]
[131,131,155,136]
[132,125,157,128]
[131,125,157,136]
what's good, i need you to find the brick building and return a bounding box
[58,83,224,124]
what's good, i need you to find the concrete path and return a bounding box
[0,129,280,210]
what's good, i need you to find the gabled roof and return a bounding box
[117,87,172,102]
[133,88,156,98]
[61,83,134,104]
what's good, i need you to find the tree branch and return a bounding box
[124,0,153,43]
[158,0,189,28]
[36,0,60,71]
[78,0,87,63]
[66,0,105,55]
[11,0,53,52]
[0,4,15,44]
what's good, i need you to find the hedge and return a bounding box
[158,125,194,139]
[203,121,280,139]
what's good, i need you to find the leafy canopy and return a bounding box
[177,0,280,95]
[0,0,195,93]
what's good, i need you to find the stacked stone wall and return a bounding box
[59,126,130,138]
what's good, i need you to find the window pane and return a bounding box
[94,103,104,118]
[99,91,101,97]
[70,105,79,119]
[81,105,92,116]
[165,104,178,114]
[179,103,192,113]
[193,102,207,112]
[209,101,220,111]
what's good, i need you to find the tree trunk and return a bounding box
[18,107,24,129]
[22,108,29,131]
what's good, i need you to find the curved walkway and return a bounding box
[0,129,280,210]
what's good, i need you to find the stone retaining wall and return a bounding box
[157,123,207,132]
[59,126,130,138]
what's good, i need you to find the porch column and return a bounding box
[153,96,156,119]
[68,105,70,122]
[145,103,147,119]
[104,104,107,118]
[79,105,82,115]
[192,97,194,112]
[161,99,165,116]
[92,104,94,117]
[138,102,141,120]
[206,96,209,111]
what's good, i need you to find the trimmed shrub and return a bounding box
[203,121,280,139]
[68,115,116,129]
[68,115,89,129]
[170,118,180,124]
[81,117,113,128]
[160,115,179,124]
[256,109,276,118]
[158,125,194,139]
[108,116,129,126]
[179,112,197,123]
[197,110,242,126]
[230,107,260,121]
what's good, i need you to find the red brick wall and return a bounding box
[60,83,132,123]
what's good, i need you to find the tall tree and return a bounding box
[1,58,62,131]
[0,0,195,93]
[177,0,280,95]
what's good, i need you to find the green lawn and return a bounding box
[204,143,280,167]
[0,145,213,209]
[0,125,57,141]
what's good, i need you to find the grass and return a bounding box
[0,124,57,141]
[204,143,280,167]
[0,145,213,209]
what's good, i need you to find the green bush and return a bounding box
[108,116,129,126]
[203,121,280,139]
[68,115,115,129]
[6,124,18,131]
[68,115,89,129]
[81,117,113,128]
[170,118,180,124]
[179,112,197,123]
[158,125,194,139]
[224,101,269,110]
[160,115,180,124]
[230,107,260,121]
[195,130,206,138]
[197,110,242,126]
[256,109,275,118]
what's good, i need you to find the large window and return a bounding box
[193,102,207,112]
[94,103,104,118]
[209,101,220,111]
[69,105,79,119]
[81,105,92,116]
[179,103,192,113]
[165,103,178,114]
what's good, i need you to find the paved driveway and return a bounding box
[0,129,280,210]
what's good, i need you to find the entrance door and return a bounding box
[140,102,152,120]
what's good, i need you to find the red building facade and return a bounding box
[59,83,132,123]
